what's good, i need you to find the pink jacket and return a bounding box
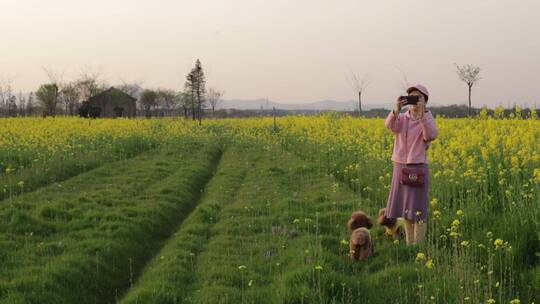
[385,109,439,164]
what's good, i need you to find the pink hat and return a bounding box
[406,84,429,102]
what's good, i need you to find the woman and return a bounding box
[384,84,439,245]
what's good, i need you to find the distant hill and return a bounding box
[219,99,399,111]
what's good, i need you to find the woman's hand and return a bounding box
[416,101,426,118]
[394,96,407,115]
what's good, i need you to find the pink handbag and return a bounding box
[400,166,426,187]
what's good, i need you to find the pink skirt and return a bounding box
[385,162,430,222]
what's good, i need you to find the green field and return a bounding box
[0,116,538,304]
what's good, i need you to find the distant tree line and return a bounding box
[0,60,224,120]
[0,60,536,119]
[358,104,537,119]
[210,104,537,119]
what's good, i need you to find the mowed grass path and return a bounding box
[0,139,223,303]
[120,141,258,303]
[120,143,429,304]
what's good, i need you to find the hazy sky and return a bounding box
[1,0,539,107]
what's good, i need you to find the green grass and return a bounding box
[178,145,429,304]
[0,138,222,304]
[120,142,258,303]
[276,129,539,304]
[116,143,448,304]
[0,130,537,303]
[0,136,158,202]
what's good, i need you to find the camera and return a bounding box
[399,95,419,105]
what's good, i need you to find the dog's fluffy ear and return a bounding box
[347,217,355,230]
[348,211,373,230]
[365,216,373,229]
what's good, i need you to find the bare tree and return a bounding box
[61,82,80,115]
[156,88,178,116]
[207,87,224,117]
[42,67,88,115]
[17,91,26,116]
[42,67,66,115]
[394,66,411,91]
[455,63,481,117]
[76,76,106,102]
[0,75,15,117]
[42,67,65,86]
[177,92,191,118]
[140,89,157,118]
[26,92,35,116]
[74,66,107,104]
[8,95,17,116]
[347,71,371,115]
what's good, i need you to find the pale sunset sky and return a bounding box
[1,0,539,107]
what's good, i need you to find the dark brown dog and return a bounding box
[349,227,374,260]
[347,211,374,261]
[378,208,405,240]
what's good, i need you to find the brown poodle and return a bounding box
[349,227,374,260]
[347,211,374,261]
[377,208,405,240]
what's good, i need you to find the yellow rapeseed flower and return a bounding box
[416,252,426,262]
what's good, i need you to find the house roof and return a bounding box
[88,87,137,102]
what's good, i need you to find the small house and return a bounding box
[80,87,137,118]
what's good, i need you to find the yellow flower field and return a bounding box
[0,113,538,303]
